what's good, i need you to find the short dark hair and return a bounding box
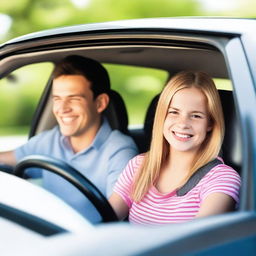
[52,55,110,98]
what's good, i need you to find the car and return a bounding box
[0,17,256,255]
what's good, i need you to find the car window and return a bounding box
[214,78,232,91]
[104,64,168,127]
[0,62,53,151]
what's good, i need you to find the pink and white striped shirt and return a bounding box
[113,154,241,226]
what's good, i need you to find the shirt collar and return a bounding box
[91,117,112,150]
[60,117,112,153]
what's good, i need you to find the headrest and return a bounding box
[219,90,242,171]
[103,90,129,134]
[143,94,159,150]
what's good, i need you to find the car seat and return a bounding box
[103,90,129,134]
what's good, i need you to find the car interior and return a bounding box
[0,39,243,216]
[16,45,240,173]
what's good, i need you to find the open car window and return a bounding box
[104,64,168,127]
[214,78,233,91]
[0,62,53,151]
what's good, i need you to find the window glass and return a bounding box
[214,78,232,91]
[104,64,168,127]
[0,62,53,151]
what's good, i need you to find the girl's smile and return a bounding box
[172,131,193,141]
[163,87,212,154]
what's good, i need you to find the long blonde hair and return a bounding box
[132,71,225,202]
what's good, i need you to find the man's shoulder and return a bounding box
[14,126,61,160]
[107,130,137,148]
[29,126,60,142]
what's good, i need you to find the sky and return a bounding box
[0,14,12,39]
[70,0,91,8]
[197,0,240,11]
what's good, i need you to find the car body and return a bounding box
[0,17,256,255]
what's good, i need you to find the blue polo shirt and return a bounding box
[15,119,138,223]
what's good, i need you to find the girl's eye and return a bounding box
[168,110,178,115]
[191,114,202,119]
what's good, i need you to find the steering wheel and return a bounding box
[13,155,118,223]
[0,163,14,174]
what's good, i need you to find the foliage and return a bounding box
[0,63,53,133]
[0,0,253,136]
[0,0,201,135]
[105,64,168,124]
[0,0,201,42]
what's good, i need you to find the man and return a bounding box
[0,55,138,223]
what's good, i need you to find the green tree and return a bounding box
[0,0,201,42]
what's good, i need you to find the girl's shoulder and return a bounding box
[199,160,241,203]
[131,153,145,165]
[122,153,145,178]
[203,160,241,184]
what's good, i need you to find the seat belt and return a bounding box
[176,159,222,196]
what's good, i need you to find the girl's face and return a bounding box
[163,87,212,154]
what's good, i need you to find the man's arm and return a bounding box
[106,147,138,198]
[0,151,17,166]
[109,192,129,220]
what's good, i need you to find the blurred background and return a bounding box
[0,0,255,150]
[1,0,255,43]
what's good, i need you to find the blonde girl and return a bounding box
[109,71,240,225]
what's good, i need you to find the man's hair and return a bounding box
[52,55,110,98]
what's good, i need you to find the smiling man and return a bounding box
[52,73,106,153]
[0,55,138,223]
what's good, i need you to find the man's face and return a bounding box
[52,75,101,139]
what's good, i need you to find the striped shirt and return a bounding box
[114,155,241,226]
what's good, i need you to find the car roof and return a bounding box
[1,17,256,46]
[1,17,256,81]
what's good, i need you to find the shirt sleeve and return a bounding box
[200,164,241,204]
[105,132,138,198]
[15,132,44,161]
[14,129,55,178]
[113,155,143,208]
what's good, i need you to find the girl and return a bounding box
[109,71,241,225]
